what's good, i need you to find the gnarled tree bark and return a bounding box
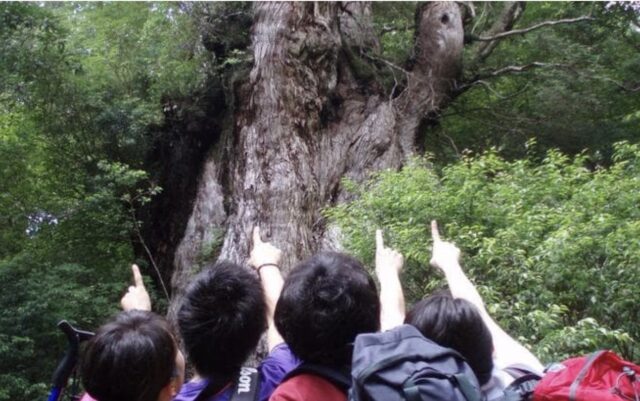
[140,2,596,330]
[151,2,464,322]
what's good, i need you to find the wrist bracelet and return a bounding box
[256,263,279,274]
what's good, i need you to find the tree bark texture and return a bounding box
[154,1,465,321]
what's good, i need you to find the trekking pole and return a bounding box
[47,320,94,401]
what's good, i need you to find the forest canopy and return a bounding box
[0,2,639,401]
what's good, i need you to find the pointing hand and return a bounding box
[249,226,282,269]
[429,220,461,272]
[121,264,152,311]
[375,229,404,278]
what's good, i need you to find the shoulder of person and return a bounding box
[260,343,301,387]
[271,374,346,401]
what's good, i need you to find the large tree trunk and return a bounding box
[158,1,464,322]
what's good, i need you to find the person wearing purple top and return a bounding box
[174,227,300,401]
[174,342,298,401]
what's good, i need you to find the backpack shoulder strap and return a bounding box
[230,367,261,401]
[503,364,541,380]
[496,367,542,401]
[454,373,483,401]
[283,363,351,394]
[194,367,261,401]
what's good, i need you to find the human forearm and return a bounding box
[249,227,285,350]
[259,265,284,314]
[378,268,405,331]
[375,229,405,331]
[441,262,486,315]
[258,264,285,349]
[432,222,543,371]
[445,262,543,370]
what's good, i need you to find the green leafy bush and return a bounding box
[328,141,640,363]
[0,256,123,401]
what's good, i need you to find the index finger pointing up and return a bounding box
[132,264,144,288]
[376,229,384,250]
[431,220,441,242]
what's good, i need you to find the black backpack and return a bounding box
[284,324,482,401]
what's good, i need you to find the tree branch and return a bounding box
[471,15,594,42]
[458,80,511,99]
[469,2,526,68]
[128,199,170,301]
[439,129,461,158]
[470,2,490,35]
[603,78,640,93]
[379,23,414,36]
[454,77,532,100]
[454,62,568,97]
[363,52,411,77]
[476,62,571,79]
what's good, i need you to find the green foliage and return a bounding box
[1,2,639,399]
[328,141,640,363]
[0,256,125,401]
[0,3,193,400]
[431,2,640,164]
[0,2,68,106]
[373,2,416,64]
[197,227,226,268]
[0,155,156,401]
[62,2,205,105]
[371,3,639,163]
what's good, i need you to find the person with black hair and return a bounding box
[174,227,299,401]
[81,310,183,401]
[405,221,543,400]
[80,265,186,401]
[269,231,405,401]
[406,291,495,385]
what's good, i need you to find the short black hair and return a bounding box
[405,290,494,385]
[275,252,380,367]
[177,261,267,378]
[81,310,176,401]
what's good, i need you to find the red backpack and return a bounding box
[533,350,640,401]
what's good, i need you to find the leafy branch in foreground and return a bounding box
[328,141,640,363]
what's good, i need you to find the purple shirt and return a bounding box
[174,343,299,401]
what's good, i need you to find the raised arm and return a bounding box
[120,264,152,312]
[430,220,543,371]
[249,226,285,351]
[375,229,405,331]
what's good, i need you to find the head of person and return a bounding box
[81,310,185,401]
[405,290,494,385]
[177,261,267,379]
[275,251,380,368]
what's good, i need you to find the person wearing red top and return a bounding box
[270,230,405,401]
